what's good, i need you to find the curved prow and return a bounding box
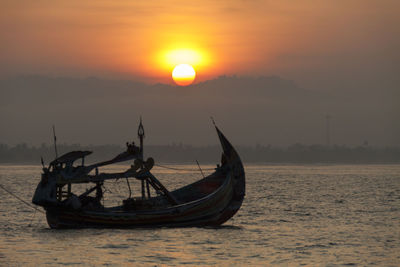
[215,126,246,207]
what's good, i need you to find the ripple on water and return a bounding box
[1,164,400,266]
[96,244,130,249]
[144,254,177,262]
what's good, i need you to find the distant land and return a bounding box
[1,75,398,147]
[1,143,399,164]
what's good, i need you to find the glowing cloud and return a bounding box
[157,47,209,71]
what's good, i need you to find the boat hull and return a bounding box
[45,173,239,228]
[43,126,245,229]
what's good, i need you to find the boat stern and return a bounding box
[32,171,57,207]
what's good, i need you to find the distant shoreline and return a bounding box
[1,143,399,165]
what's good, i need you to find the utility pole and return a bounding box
[326,114,331,147]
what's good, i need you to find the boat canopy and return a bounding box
[50,151,92,165]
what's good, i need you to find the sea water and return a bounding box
[0,164,399,266]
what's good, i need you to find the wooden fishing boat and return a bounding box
[32,120,245,228]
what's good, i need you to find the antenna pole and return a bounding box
[52,125,58,158]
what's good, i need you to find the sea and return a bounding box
[0,164,399,266]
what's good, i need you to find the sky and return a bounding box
[1,1,399,85]
[0,0,399,146]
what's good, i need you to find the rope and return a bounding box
[0,184,45,214]
[0,164,215,214]
[154,163,215,172]
[28,209,37,227]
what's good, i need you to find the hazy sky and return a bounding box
[0,1,399,147]
[1,0,399,87]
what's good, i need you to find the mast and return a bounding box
[52,125,58,159]
[138,117,145,159]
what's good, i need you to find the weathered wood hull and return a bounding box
[44,127,245,228]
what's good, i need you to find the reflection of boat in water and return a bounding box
[32,120,245,228]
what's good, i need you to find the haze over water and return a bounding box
[1,1,399,265]
[1,164,399,266]
[1,1,399,148]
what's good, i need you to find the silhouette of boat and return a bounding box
[32,120,245,228]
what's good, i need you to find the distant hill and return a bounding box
[0,75,398,147]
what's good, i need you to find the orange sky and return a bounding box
[1,0,399,85]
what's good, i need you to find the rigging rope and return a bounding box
[0,184,45,214]
[0,164,216,214]
[154,163,216,172]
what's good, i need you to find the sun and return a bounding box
[172,64,196,86]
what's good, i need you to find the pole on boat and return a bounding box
[52,125,58,159]
[40,156,45,168]
[138,117,145,160]
[196,160,205,178]
[145,172,179,205]
[57,186,62,201]
[141,179,145,199]
[67,183,71,198]
[126,178,132,198]
[146,179,151,198]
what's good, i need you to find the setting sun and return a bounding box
[172,64,196,86]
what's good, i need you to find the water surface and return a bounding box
[1,164,399,266]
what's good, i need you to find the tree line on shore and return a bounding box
[0,142,399,164]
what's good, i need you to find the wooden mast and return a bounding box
[138,117,145,160]
[138,117,146,198]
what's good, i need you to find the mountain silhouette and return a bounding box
[0,75,398,147]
